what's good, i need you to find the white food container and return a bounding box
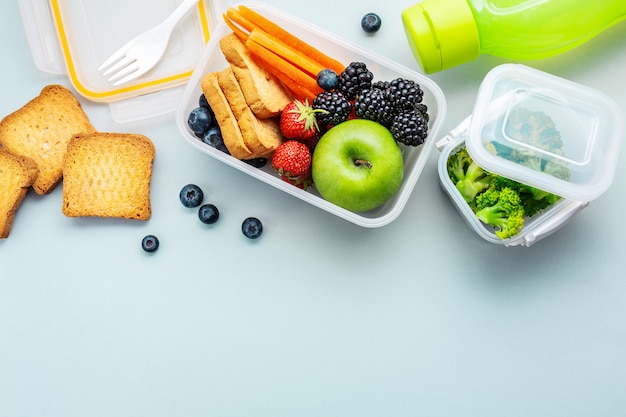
[19,0,225,123]
[176,1,447,228]
[436,64,624,247]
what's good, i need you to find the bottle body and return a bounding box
[402,0,626,73]
[473,0,626,60]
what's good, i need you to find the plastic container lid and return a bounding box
[401,0,479,73]
[19,0,221,122]
[466,64,624,202]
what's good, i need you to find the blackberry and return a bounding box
[354,88,395,128]
[312,91,352,126]
[386,78,424,110]
[390,108,429,146]
[338,62,373,100]
[372,80,390,91]
[415,103,430,123]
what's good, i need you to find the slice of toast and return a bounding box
[62,132,155,220]
[0,85,96,195]
[201,71,253,160]
[0,148,38,238]
[219,33,292,119]
[217,67,284,158]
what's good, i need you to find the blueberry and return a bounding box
[141,235,159,253]
[242,217,263,239]
[179,184,204,208]
[188,107,212,138]
[361,12,382,33]
[202,125,223,147]
[243,157,268,168]
[198,203,220,224]
[316,69,339,91]
[199,93,209,109]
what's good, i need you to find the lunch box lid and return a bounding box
[19,0,223,122]
[465,64,623,202]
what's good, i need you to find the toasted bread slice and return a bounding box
[0,148,38,238]
[201,72,253,160]
[217,67,284,158]
[0,85,96,195]
[219,33,292,119]
[62,132,154,220]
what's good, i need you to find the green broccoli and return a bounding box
[474,187,526,240]
[492,175,560,216]
[491,107,571,180]
[447,148,494,203]
[447,145,562,239]
[504,107,564,151]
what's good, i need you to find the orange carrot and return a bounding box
[235,5,345,74]
[225,8,257,35]
[246,39,322,99]
[247,29,325,77]
[252,54,318,102]
[223,13,249,42]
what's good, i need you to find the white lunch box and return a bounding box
[175,1,447,228]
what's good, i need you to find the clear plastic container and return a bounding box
[436,64,623,246]
[19,0,225,123]
[175,1,447,228]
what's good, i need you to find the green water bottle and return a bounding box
[402,0,626,73]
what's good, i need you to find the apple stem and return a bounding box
[354,159,373,169]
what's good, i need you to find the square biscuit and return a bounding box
[0,85,96,194]
[62,132,155,220]
[0,148,38,238]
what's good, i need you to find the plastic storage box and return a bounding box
[176,1,447,228]
[436,64,623,246]
[19,0,224,123]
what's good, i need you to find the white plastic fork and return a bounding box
[98,0,199,86]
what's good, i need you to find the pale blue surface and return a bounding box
[1,1,626,416]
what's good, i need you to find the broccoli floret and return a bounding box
[447,148,493,203]
[492,175,560,216]
[488,108,572,180]
[474,187,526,240]
[505,108,563,151]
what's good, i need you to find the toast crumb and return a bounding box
[0,85,96,194]
[62,132,155,220]
[0,148,38,238]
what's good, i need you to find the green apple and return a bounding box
[312,119,404,212]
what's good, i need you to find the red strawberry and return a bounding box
[279,99,323,142]
[271,140,312,189]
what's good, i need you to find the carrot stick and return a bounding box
[246,39,322,99]
[225,8,257,34]
[247,29,325,77]
[236,5,345,74]
[253,54,318,102]
[223,13,249,42]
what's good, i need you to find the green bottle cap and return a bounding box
[402,0,480,73]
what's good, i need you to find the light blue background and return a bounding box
[1,0,625,416]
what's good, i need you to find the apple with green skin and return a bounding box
[312,119,404,212]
